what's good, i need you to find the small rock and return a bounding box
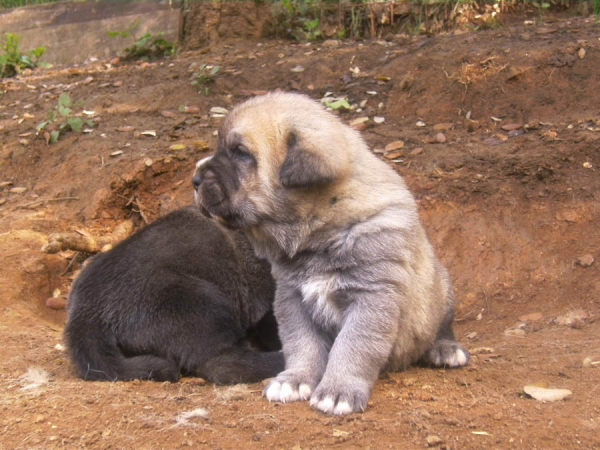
[523,385,572,402]
[464,119,480,132]
[483,137,503,146]
[290,65,305,73]
[466,331,477,339]
[435,132,447,143]
[385,150,404,160]
[433,122,454,131]
[583,162,593,169]
[501,123,523,131]
[83,76,94,85]
[576,254,594,267]
[416,120,426,127]
[410,147,424,156]
[113,81,124,87]
[525,120,540,130]
[10,187,27,194]
[34,415,46,424]
[322,39,340,48]
[518,312,543,322]
[373,116,385,124]
[116,126,135,132]
[46,297,67,310]
[578,48,586,59]
[384,140,404,152]
[426,435,443,446]
[504,328,526,337]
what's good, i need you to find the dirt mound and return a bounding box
[0,13,599,449]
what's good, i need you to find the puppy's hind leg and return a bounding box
[423,305,470,369]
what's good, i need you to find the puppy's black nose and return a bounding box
[192,174,202,191]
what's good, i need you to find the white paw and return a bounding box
[446,348,469,367]
[265,380,312,403]
[310,396,355,415]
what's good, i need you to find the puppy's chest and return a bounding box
[298,273,346,327]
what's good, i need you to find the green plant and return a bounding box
[190,64,221,96]
[36,93,94,144]
[0,33,48,79]
[303,18,323,41]
[110,29,177,61]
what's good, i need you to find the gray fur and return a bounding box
[194,92,469,414]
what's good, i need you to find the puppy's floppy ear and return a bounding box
[279,131,343,189]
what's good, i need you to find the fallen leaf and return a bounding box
[332,429,350,437]
[161,110,178,118]
[210,106,228,115]
[169,144,187,151]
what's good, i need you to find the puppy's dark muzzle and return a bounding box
[192,174,203,192]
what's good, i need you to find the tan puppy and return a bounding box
[193,92,469,415]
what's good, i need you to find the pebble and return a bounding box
[576,254,594,267]
[504,328,526,337]
[464,119,480,132]
[373,116,385,124]
[46,297,67,310]
[322,39,340,48]
[410,147,423,156]
[523,385,572,402]
[384,140,404,152]
[10,187,28,194]
[426,435,443,446]
[518,312,543,322]
[501,123,523,131]
[578,48,586,59]
[433,122,454,131]
[416,120,426,127]
[435,132,447,143]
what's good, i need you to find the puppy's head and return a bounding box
[193,92,353,229]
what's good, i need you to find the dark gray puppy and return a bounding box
[65,206,283,384]
[193,92,469,415]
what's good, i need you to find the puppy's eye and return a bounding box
[231,144,254,162]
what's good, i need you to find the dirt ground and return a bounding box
[1,11,599,450]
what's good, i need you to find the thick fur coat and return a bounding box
[194,92,469,414]
[65,206,283,384]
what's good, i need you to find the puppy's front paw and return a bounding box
[264,371,314,403]
[309,378,371,415]
[426,339,470,368]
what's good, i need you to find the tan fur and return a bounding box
[194,92,469,415]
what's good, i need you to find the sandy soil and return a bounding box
[1,12,599,450]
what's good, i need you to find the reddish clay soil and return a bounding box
[1,13,599,450]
